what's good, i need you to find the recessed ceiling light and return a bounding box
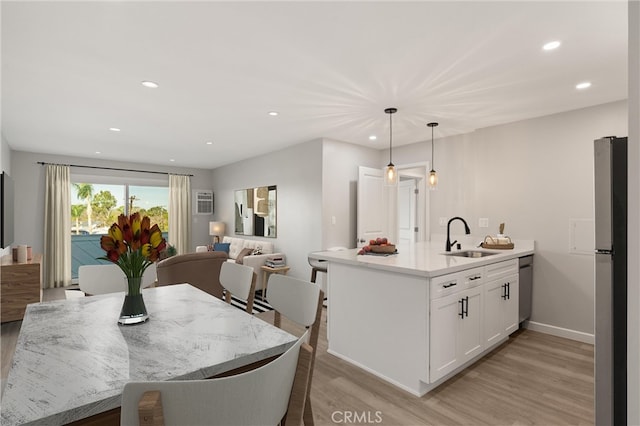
[576,81,592,90]
[543,41,561,51]
[206,141,213,145]
[95,151,101,154]
[369,135,377,141]
[141,81,159,89]
[109,127,121,132]
[268,111,279,116]
[169,159,175,162]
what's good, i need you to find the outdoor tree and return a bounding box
[70,204,86,234]
[145,206,169,231]
[74,183,94,233]
[91,190,118,229]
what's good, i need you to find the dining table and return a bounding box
[0,283,296,425]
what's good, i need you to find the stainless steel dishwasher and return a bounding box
[519,255,533,324]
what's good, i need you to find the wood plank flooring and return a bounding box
[1,288,594,425]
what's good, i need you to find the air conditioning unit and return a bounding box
[194,190,214,215]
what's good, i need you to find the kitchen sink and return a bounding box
[445,250,497,258]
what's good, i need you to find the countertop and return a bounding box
[311,240,534,278]
[1,284,296,426]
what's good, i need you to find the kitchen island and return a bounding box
[312,240,534,396]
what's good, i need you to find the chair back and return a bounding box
[266,274,324,426]
[78,264,126,295]
[267,274,321,327]
[141,263,157,289]
[120,332,311,426]
[220,262,256,313]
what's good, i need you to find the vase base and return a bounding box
[118,313,149,325]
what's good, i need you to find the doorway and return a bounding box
[356,163,429,247]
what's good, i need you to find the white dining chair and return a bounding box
[195,245,209,253]
[120,332,312,426]
[78,264,127,295]
[220,261,256,314]
[266,274,324,426]
[78,263,157,296]
[141,262,157,289]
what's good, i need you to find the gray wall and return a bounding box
[10,151,215,283]
[211,139,324,282]
[321,138,380,250]
[392,100,628,338]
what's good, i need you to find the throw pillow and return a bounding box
[236,247,255,265]
[213,242,230,254]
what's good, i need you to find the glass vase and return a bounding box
[118,276,149,325]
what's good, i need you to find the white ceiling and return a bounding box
[1,1,628,169]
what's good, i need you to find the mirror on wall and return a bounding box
[234,185,277,238]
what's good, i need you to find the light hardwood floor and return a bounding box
[1,288,594,425]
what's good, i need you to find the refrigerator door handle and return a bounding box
[595,249,613,255]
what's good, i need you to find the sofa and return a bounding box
[156,251,228,299]
[220,236,285,293]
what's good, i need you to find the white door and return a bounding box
[357,166,390,247]
[398,179,417,246]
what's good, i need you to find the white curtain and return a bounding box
[169,174,192,255]
[44,164,71,288]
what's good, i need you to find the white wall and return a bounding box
[211,139,323,282]
[10,151,215,278]
[628,0,640,421]
[321,138,380,250]
[393,101,628,337]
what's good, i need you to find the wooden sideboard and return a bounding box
[1,254,42,323]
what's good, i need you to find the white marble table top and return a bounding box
[1,284,296,426]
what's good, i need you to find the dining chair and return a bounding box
[120,332,312,426]
[266,274,324,426]
[220,261,256,314]
[78,264,126,295]
[77,264,157,296]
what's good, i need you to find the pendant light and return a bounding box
[427,122,439,189]
[384,107,398,186]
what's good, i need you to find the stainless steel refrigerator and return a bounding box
[594,136,627,426]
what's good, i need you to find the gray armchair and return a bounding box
[156,251,228,299]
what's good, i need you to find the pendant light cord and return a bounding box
[431,125,434,169]
[389,112,393,163]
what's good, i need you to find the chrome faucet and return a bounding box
[446,216,471,252]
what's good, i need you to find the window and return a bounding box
[70,182,169,279]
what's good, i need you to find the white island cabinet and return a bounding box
[312,240,534,397]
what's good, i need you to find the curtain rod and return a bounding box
[37,162,193,177]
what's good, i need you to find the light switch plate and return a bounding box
[479,218,489,228]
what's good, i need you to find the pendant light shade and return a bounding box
[384,107,398,186]
[427,122,439,190]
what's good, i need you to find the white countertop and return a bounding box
[1,284,296,426]
[312,240,534,278]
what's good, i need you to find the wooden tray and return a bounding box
[480,242,514,250]
[481,235,514,250]
[369,244,396,253]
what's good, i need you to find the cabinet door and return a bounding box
[484,278,505,348]
[484,273,520,349]
[430,292,461,382]
[503,274,519,335]
[458,287,484,363]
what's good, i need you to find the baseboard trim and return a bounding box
[524,320,594,344]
